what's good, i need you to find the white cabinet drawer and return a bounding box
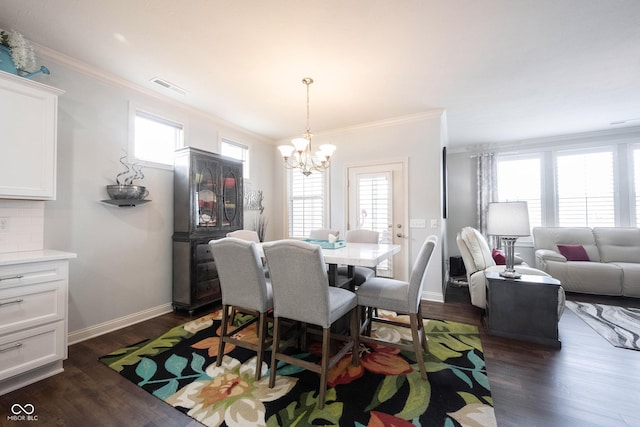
[0,281,65,336]
[0,321,65,381]
[0,260,67,290]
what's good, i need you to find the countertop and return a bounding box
[0,249,77,266]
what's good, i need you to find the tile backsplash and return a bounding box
[0,200,45,253]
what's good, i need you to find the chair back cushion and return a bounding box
[345,229,379,243]
[407,235,438,313]
[459,227,495,271]
[226,229,260,242]
[263,240,333,327]
[209,238,272,312]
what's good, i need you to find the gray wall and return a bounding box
[39,54,276,340]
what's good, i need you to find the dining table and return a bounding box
[257,240,400,288]
[321,242,401,288]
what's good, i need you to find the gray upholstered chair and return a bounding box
[262,239,360,409]
[356,235,437,380]
[226,229,260,242]
[338,229,380,287]
[209,237,273,380]
[308,229,340,240]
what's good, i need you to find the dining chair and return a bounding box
[356,235,437,380]
[208,237,273,381]
[226,229,260,242]
[338,229,380,287]
[308,229,340,240]
[262,239,360,409]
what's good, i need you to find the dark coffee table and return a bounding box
[484,271,562,348]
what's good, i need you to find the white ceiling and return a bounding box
[1,0,639,146]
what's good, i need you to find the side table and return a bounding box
[484,271,562,348]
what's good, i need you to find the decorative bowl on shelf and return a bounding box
[106,185,148,200]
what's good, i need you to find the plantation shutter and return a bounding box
[357,174,390,243]
[287,168,326,238]
[496,155,542,230]
[556,150,615,227]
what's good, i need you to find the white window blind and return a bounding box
[556,150,615,227]
[496,155,542,229]
[357,174,389,243]
[287,169,326,238]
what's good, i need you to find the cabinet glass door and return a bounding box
[222,166,242,228]
[195,159,219,230]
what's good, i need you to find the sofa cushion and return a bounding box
[557,244,590,261]
[460,227,495,271]
[533,227,601,262]
[593,227,640,263]
[610,262,640,298]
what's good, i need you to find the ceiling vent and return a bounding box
[150,77,187,96]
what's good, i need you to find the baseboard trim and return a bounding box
[422,290,445,303]
[68,303,174,345]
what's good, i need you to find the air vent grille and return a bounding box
[150,77,187,96]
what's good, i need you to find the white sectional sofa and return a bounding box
[533,227,640,297]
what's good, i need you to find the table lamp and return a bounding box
[487,201,530,279]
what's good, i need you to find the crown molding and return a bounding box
[448,125,640,155]
[33,43,273,144]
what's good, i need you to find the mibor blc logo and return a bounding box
[7,403,38,422]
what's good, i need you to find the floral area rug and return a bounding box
[99,309,496,427]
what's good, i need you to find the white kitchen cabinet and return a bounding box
[0,71,64,200]
[0,250,76,395]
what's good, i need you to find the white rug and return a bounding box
[566,301,640,351]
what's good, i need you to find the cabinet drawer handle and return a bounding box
[0,343,23,353]
[0,299,24,307]
[0,274,24,282]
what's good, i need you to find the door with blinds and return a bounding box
[347,161,408,280]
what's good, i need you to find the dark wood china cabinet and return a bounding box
[172,147,243,313]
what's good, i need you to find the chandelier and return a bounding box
[278,77,336,176]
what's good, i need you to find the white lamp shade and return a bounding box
[291,137,310,152]
[319,144,336,157]
[277,145,295,158]
[487,201,530,237]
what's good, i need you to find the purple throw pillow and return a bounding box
[557,244,590,261]
[492,248,506,265]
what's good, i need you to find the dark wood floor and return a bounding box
[1,287,640,427]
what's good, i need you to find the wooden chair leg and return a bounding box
[255,311,267,381]
[366,307,374,336]
[420,313,429,353]
[269,316,281,388]
[410,313,427,380]
[350,308,360,367]
[216,304,229,366]
[318,327,331,409]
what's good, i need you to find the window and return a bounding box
[221,139,249,179]
[556,150,615,227]
[495,146,622,230]
[496,155,542,230]
[132,109,183,167]
[287,168,327,238]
